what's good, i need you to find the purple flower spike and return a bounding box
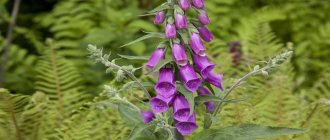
[198,10,210,25]
[173,94,191,121]
[155,68,176,98]
[150,95,176,113]
[179,64,202,92]
[165,24,177,39]
[178,0,191,10]
[189,32,206,56]
[140,110,155,124]
[198,26,214,42]
[192,0,204,9]
[175,113,198,136]
[197,87,215,112]
[205,72,224,91]
[154,11,165,25]
[146,48,165,70]
[175,14,188,29]
[172,44,188,66]
[193,54,215,78]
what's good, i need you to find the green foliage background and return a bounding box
[0,0,329,140]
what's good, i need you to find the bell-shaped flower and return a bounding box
[198,10,210,25]
[178,0,191,10]
[192,0,204,9]
[146,48,165,70]
[197,87,215,112]
[197,26,214,42]
[165,23,177,39]
[205,72,224,91]
[154,11,166,25]
[173,94,191,121]
[140,110,155,124]
[172,43,188,66]
[175,14,188,29]
[189,32,206,56]
[179,64,202,92]
[175,113,198,136]
[193,54,215,78]
[150,95,176,113]
[155,68,176,98]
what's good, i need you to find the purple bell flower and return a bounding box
[178,0,191,10]
[205,72,224,91]
[175,14,188,29]
[154,11,165,25]
[189,32,206,56]
[140,110,155,124]
[192,0,204,9]
[172,44,188,66]
[150,95,176,113]
[198,10,210,25]
[146,48,165,70]
[197,87,215,112]
[179,64,202,92]
[175,113,198,136]
[193,54,215,78]
[197,26,214,42]
[173,94,191,122]
[165,23,177,39]
[155,68,176,98]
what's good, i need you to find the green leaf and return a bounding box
[120,32,165,48]
[148,2,170,14]
[177,83,195,115]
[117,102,143,126]
[117,54,149,60]
[147,58,173,74]
[127,125,156,140]
[192,124,307,140]
[195,96,247,105]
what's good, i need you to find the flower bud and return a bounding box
[197,87,215,112]
[140,110,155,124]
[173,94,191,121]
[197,26,214,42]
[205,72,224,91]
[175,113,198,136]
[154,11,165,25]
[165,24,177,39]
[192,0,204,9]
[179,64,202,92]
[178,0,191,10]
[172,44,188,66]
[198,10,210,25]
[155,68,176,98]
[146,48,165,70]
[193,54,215,78]
[189,33,206,56]
[175,14,188,29]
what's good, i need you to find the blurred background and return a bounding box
[0,0,329,139]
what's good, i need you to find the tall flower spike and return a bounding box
[172,43,188,66]
[173,94,191,121]
[175,113,198,136]
[193,54,215,78]
[146,48,165,70]
[150,95,176,113]
[154,11,166,25]
[155,68,176,98]
[198,10,210,25]
[197,26,214,42]
[192,0,204,9]
[140,110,156,124]
[175,14,188,29]
[190,32,206,56]
[197,87,215,112]
[165,23,177,39]
[179,63,202,92]
[178,0,191,10]
[205,72,224,91]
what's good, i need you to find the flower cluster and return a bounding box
[142,0,223,136]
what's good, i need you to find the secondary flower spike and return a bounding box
[150,95,176,113]
[198,10,210,25]
[179,63,202,92]
[205,72,224,91]
[154,11,165,25]
[155,68,176,98]
[198,26,214,42]
[175,113,198,136]
[178,0,191,10]
[190,32,206,56]
[146,48,165,70]
[165,23,177,39]
[193,54,215,78]
[192,0,204,9]
[173,94,191,121]
[197,87,215,112]
[172,43,188,66]
[140,110,155,124]
[175,14,188,29]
